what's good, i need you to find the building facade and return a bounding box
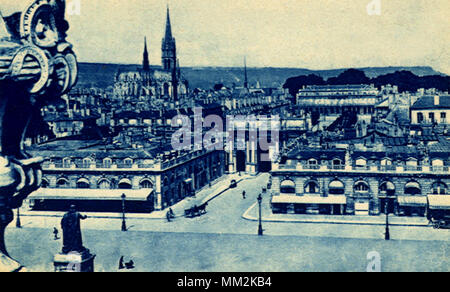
[411,95,450,126]
[28,139,225,212]
[270,137,450,217]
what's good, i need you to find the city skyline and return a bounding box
[53,0,450,74]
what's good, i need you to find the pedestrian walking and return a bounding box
[53,227,59,240]
[242,191,246,199]
[119,256,125,270]
[166,210,172,222]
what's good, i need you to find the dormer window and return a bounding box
[124,158,133,167]
[354,181,369,193]
[62,158,71,168]
[82,158,92,169]
[103,158,112,168]
[355,158,367,167]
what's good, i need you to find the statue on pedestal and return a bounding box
[61,205,87,254]
[0,0,78,272]
[54,204,94,272]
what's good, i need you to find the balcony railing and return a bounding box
[273,162,449,174]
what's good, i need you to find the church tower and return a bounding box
[143,37,150,71]
[161,6,176,72]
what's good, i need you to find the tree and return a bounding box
[327,69,370,85]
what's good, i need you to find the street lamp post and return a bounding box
[257,194,263,236]
[121,194,127,232]
[385,199,390,240]
[16,208,21,228]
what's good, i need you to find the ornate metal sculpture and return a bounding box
[0,0,77,271]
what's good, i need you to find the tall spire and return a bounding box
[143,37,150,71]
[162,4,176,72]
[164,5,173,40]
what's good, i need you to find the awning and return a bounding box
[77,178,90,184]
[118,178,132,185]
[280,180,295,188]
[271,195,346,205]
[397,196,427,207]
[405,182,420,189]
[382,181,395,191]
[29,188,153,202]
[427,195,450,210]
[329,180,344,189]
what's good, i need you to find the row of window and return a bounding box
[303,157,446,167]
[416,112,447,124]
[43,178,154,190]
[61,158,135,168]
[280,179,448,196]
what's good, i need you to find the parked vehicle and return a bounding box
[427,195,450,229]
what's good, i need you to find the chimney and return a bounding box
[434,95,440,106]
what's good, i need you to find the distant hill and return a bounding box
[75,62,445,90]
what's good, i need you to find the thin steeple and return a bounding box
[164,5,173,40]
[143,37,150,71]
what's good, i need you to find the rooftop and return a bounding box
[411,95,450,110]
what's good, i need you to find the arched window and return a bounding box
[329,180,345,195]
[431,159,444,166]
[406,158,418,166]
[381,158,392,166]
[140,179,153,189]
[355,158,367,167]
[118,178,132,189]
[103,158,112,168]
[76,178,90,189]
[305,181,320,194]
[163,83,170,96]
[354,181,369,192]
[124,158,133,167]
[280,180,296,194]
[404,181,421,196]
[98,179,111,190]
[332,159,342,166]
[82,158,92,169]
[380,181,395,196]
[432,182,447,195]
[62,158,71,168]
[41,179,50,188]
[56,178,70,189]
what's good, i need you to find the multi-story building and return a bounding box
[270,134,450,217]
[296,84,380,116]
[27,137,225,212]
[411,95,450,126]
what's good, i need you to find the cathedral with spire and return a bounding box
[113,6,188,105]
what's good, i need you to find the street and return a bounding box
[5,174,450,272]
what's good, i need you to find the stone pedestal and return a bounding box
[54,250,95,272]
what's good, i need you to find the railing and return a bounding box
[274,163,449,174]
[328,165,345,170]
[303,165,320,170]
[378,165,397,171]
[404,165,423,172]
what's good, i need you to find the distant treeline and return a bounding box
[283,69,450,97]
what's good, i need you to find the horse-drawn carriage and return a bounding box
[427,195,450,229]
[184,202,208,218]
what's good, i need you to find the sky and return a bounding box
[1,0,449,74]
